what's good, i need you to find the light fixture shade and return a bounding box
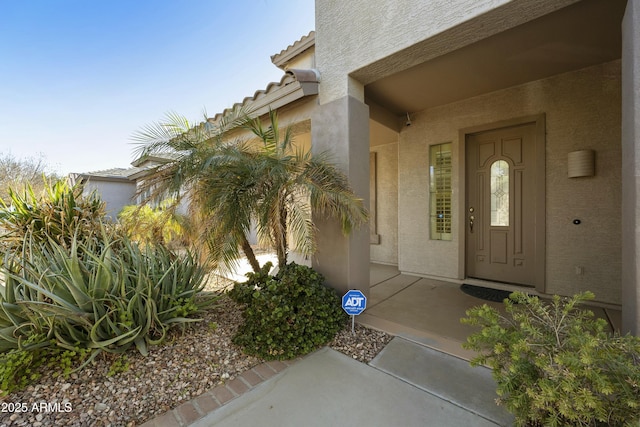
[568,149,595,178]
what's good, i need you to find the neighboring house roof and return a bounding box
[271,31,315,70]
[130,153,181,168]
[70,154,179,184]
[69,168,140,184]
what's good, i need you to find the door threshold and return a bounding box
[463,278,622,311]
[463,278,541,297]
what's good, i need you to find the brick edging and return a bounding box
[140,359,297,427]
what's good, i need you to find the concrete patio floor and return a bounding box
[361,263,623,360]
[220,259,622,361]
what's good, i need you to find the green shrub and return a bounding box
[462,291,640,427]
[227,262,273,305]
[118,202,185,248]
[107,354,130,377]
[0,341,46,395]
[0,342,91,396]
[230,262,347,360]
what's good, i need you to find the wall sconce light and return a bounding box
[568,149,595,178]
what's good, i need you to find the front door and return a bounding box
[465,121,542,287]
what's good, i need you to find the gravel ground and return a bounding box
[0,275,393,427]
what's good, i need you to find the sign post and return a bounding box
[342,290,367,334]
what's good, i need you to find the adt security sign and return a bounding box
[342,290,367,316]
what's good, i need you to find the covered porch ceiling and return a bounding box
[364,0,626,118]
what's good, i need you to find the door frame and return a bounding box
[458,114,546,293]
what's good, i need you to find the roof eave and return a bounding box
[208,70,319,125]
[131,154,178,167]
[246,80,318,117]
[73,174,135,183]
[271,31,315,69]
[128,166,161,180]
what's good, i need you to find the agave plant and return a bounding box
[0,228,212,358]
[0,179,105,255]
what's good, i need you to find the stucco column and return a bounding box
[311,95,370,297]
[622,0,640,335]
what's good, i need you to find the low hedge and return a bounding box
[229,262,347,360]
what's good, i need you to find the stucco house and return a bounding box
[231,0,636,334]
[306,0,639,334]
[74,0,640,335]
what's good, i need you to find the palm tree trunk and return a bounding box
[276,206,288,268]
[240,236,261,272]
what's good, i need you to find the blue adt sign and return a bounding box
[342,290,367,316]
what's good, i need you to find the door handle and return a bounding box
[469,215,475,233]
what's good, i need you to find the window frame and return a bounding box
[429,142,452,241]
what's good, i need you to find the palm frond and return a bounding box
[131,111,195,159]
[285,187,316,256]
[298,152,369,234]
[128,108,367,272]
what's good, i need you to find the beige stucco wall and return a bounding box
[281,46,315,71]
[273,97,316,153]
[311,96,371,295]
[370,142,398,265]
[315,0,579,104]
[622,0,640,333]
[397,60,621,305]
[228,96,315,152]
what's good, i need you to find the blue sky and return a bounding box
[0,0,315,175]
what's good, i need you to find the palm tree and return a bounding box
[241,110,368,268]
[131,110,261,273]
[132,109,368,273]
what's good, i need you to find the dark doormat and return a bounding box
[460,284,512,303]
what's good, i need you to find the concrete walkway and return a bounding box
[143,337,513,427]
[142,262,623,426]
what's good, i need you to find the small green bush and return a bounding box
[227,262,273,305]
[0,230,214,359]
[0,346,45,395]
[229,262,347,360]
[118,202,185,248]
[0,179,215,394]
[107,354,130,377]
[0,342,90,396]
[0,232,213,394]
[462,291,640,427]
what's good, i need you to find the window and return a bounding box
[490,160,509,226]
[429,143,452,240]
[370,152,380,244]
